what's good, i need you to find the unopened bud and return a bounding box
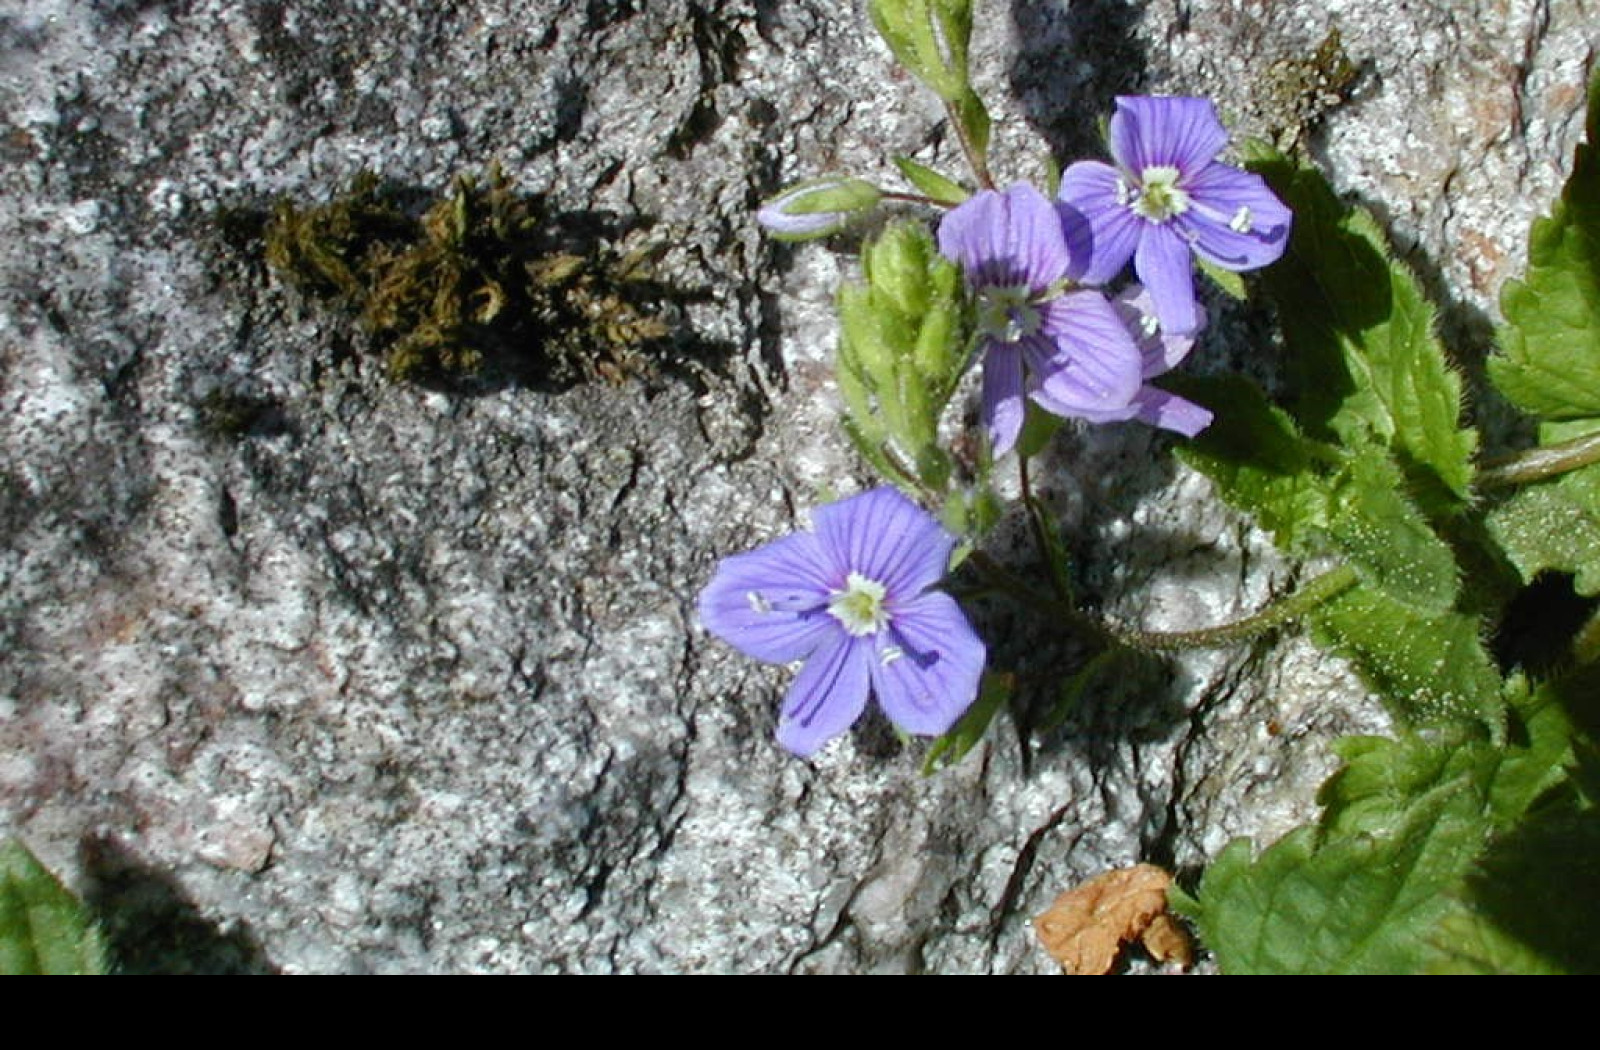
[757,178,882,241]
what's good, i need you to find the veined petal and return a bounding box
[1128,384,1214,437]
[1111,283,1201,378]
[777,633,872,757]
[812,487,955,600]
[1111,96,1229,177]
[1057,162,1141,285]
[698,532,837,663]
[981,340,1027,456]
[869,592,986,738]
[1031,290,1143,411]
[937,184,1071,292]
[1179,163,1292,270]
[1134,223,1201,336]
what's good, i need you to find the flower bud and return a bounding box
[757,178,882,241]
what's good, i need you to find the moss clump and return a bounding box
[261,166,669,384]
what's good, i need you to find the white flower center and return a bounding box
[1132,165,1190,223]
[828,571,890,637]
[977,285,1040,344]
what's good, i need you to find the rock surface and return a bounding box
[0,0,1593,973]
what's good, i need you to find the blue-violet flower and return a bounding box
[1058,96,1292,336]
[937,183,1143,456]
[1069,284,1214,437]
[697,487,985,757]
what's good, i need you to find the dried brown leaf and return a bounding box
[1033,863,1194,974]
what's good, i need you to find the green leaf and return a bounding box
[1188,788,1484,974]
[1168,374,1337,550]
[1249,149,1477,517]
[1323,450,1459,613]
[892,156,970,206]
[1311,584,1502,729]
[1195,254,1247,300]
[867,0,974,102]
[950,88,991,164]
[1490,73,1600,420]
[0,839,107,975]
[1185,666,1593,975]
[922,670,1011,773]
[1487,463,1600,596]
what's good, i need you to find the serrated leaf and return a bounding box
[1311,583,1502,729]
[1249,150,1477,516]
[1490,73,1600,420]
[1487,465,1600,596]
[0,839,107,975]
[1185,667,1591,975]
[1188,788,1484,975]
[892,156,969,206]
[1168,374,1338,550]
[1324,450,1459,613]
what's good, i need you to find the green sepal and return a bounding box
[0,839,108,975]
[1490,71,1600,420]
[892,156,970,206]
[836,220,971,497]
[759,177,883,241]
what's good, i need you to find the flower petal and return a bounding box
[698,532,836,663]
[811,487,955,599]
[938,184,1071,292]
[1111,283,1201,378]
[1178,162,1292,271]
[1031,290,1143,412]
[979,340,1027,457]
[869,592,986,738]
[776,632,872,757]
[1110,96,1229,177]
[1128,384,1214,437]
[1057,162,1141,285]
[1134,223,1201,336]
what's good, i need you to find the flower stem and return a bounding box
[881,190,952,210]
[1477,429,1600,489]
[967,552,1359,652]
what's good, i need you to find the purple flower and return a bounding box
[1059,96,1292,336]
[697,487,985,757]
[937,183,1144,456]
[1068,285,1214,437]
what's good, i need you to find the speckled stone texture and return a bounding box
[1,0,1593,973]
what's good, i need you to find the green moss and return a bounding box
[258,165,669,385]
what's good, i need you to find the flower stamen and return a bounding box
[828,571,891,637]
[977,285,1041,345]
[1131,165,1190,223]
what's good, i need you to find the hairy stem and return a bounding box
[1478,429,1600,489]
[967,553,1360,652]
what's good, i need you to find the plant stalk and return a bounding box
[1478,429,1600,488]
